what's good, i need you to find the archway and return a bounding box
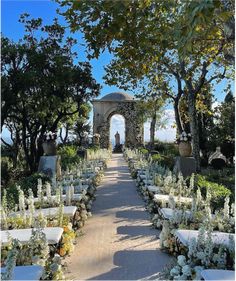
[110,114,125,148]
[92,92,143,148]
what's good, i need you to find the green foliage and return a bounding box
[3,173,50,210]
[159,155,175,170]
[151,153,174,169]
[58,145,81,170]
[87,145,100,152]
[207,97,235,155]
[1,157,13,185]
[151,153,163,162]
[196,175,231,210]
[201,168,235,197]
[138,148,149,155]
[154,142,179,156]
[56,0,234,172]
[2,14,100,172]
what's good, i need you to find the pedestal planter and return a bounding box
[178,142,192,157]
[42,141,57,156]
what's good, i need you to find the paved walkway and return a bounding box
[65,154,170,280]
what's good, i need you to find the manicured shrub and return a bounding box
[196,175,231,210]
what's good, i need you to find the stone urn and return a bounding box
[42,141,57,156]
[178,142,192,157]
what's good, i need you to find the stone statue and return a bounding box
[115,131,120,146]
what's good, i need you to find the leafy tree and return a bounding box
[56,0,234,170]
[133,77,168,147]
[71,103,92,145]
[208,91,235,158]
[177,0,234,62]
[1,14,101,172]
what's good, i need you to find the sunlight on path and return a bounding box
[65,154,170,280]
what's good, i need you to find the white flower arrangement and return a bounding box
[46,182,52,205]
[168,195,176,210]
[57,203,64,227]
[28,227,50,266]
[43,131,57,142]
[176,131,192,143]
[1,239,20,280]
[223,196,230,219]
[49,254,65,280]
[170,255,193,280]
[37,184,44,208]
[28,189,35,227]
[160,220,171,249]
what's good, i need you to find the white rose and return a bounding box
[183,132,187,136]
[184,137,188,141]
[188,133,191,137]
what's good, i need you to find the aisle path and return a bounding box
[65,154,170,280]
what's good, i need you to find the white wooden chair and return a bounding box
[0,265,44,280]
[201,269,235,280]
[1,227,63,246]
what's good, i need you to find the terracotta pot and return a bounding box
[42,141,57,156]
[178,142,192,157]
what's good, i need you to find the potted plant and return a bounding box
[42,131,57,156]
[176,131,192,157]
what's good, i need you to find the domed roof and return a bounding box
[100,92,134,101]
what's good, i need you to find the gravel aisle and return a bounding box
[65,154,170,280]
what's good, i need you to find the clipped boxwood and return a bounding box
[196,175,231,210]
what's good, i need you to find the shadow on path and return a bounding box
[88,250,168,280]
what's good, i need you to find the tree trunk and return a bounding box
[174,99,183,135]
[150,113,156,148]
[63,124,69,144]
[188,92,201,171]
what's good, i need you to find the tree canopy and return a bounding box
[1,14,101,172]
[56,0,234,170]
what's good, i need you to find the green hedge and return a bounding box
[196,175,231,210]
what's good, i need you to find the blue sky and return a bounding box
[1,0,234,143]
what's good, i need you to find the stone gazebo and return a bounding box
[92,92,143,148]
